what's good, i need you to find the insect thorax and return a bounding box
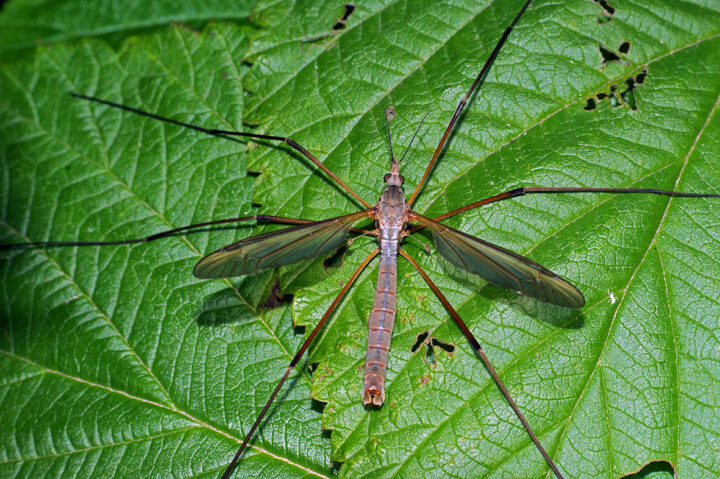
[376,184,407,255]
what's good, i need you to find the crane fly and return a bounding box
[2,1,719,478]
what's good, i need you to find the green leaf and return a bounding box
[1,21,330,478]
[2,1,720,479]
[0,0,256,61]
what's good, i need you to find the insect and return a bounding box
[1,0,720,479]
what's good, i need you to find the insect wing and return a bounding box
[417,214,585,309]
[194,211,370,278]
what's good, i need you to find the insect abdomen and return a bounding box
[362,253,397,406]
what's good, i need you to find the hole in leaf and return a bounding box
[411,331,429,353]
[598,41,630,70]
[593,0,615,23]
[332,3,355,31]
[411,331,454,366]
[431,337,455,354]
[621,460,674,479]
[599,44,621,66]
[621,78,637,110]
[585,69,647,112]
[608,84,620,107]
[595,0,615,14]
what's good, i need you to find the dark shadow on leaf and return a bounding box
[260,278,293,308]
[480,285,585,330]
[196,288,257,326]
[254,366,305,437]
[434,257,585,329]
[323,245,348,269]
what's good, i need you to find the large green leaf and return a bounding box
[0,20,331,478]
[0,0,257,61]
[2,1,720,478]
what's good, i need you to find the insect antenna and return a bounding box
[384,105,396,163]
[398,111,430,165]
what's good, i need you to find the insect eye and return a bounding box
[384,174,391,182]
[398,175,404,185]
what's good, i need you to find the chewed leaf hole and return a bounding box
[593,0,615,24]
[411,331,455,366]
[584,68,648,112]
[599,41,630,70]
[599,44,621,67]
[621,460,674,479]
[411,331,429,353]
[332,3,355,31]
[431,338,455,354]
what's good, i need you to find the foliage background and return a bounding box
[1,0,719,478]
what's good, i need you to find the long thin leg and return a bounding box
[221,248,379,479]
[407,0,532,207]
[71,93,371,209]
[403,185,720,234]
[399,248,565,479]
[434,186,720,222]
[0,215,374,251]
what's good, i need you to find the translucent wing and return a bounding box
[413,213,585,309]
[194,210,371,279]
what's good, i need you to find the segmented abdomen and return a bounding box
[362,253,397,406]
